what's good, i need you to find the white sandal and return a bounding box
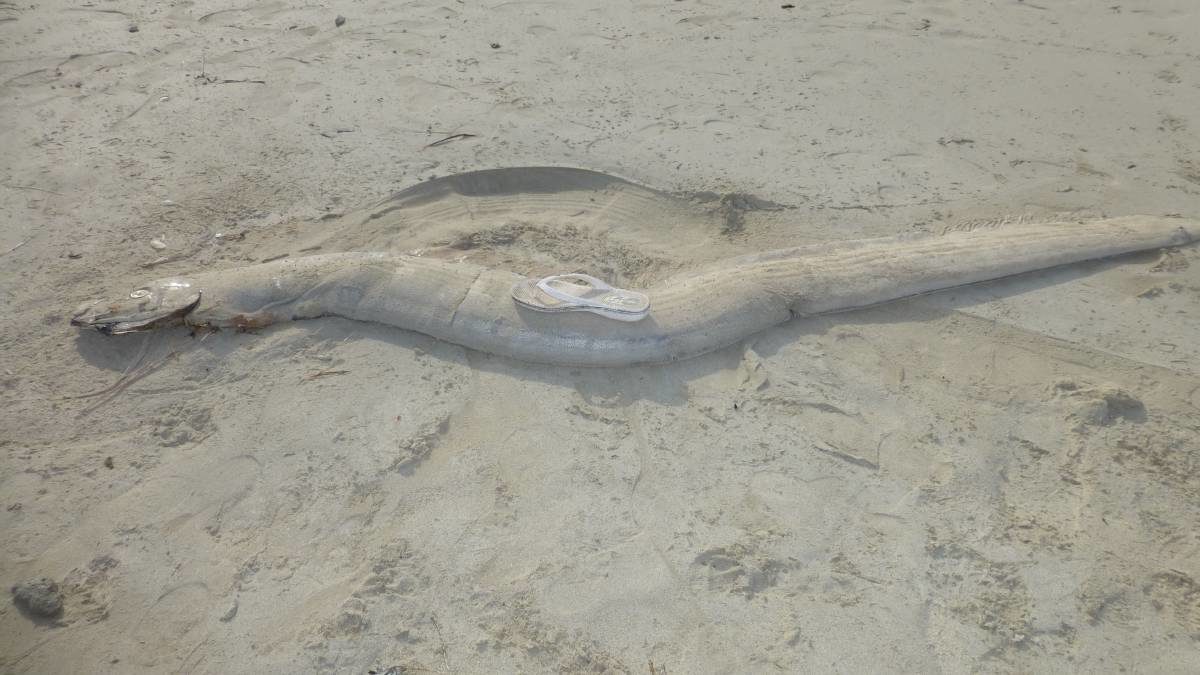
[511,273,650,322]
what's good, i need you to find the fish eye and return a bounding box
[130,289,151,299]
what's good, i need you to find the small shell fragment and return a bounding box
[150,238,167,250]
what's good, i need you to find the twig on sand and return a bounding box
[302,369,349,381]
[1,183,62,195]
[141,254,189,268]
[115,91,163,125]
[429,614,452,672]
[1,50,135,89]
[195,73,266,85]
[424,131,475,147]
[197,6,253,22]
[2,237,31,255]
[0,67,50,88]
[812,440,879,470]
[65,7,132,17]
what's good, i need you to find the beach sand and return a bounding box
[2,1,1199,672]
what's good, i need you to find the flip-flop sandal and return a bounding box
[511,273,650,322]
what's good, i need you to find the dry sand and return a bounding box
[3,0,1200,672]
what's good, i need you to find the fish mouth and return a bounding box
[71,292,202,335]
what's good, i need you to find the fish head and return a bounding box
[71,278,202,335]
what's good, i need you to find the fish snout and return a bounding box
[70,299,117,332]
[69,290,202,335]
